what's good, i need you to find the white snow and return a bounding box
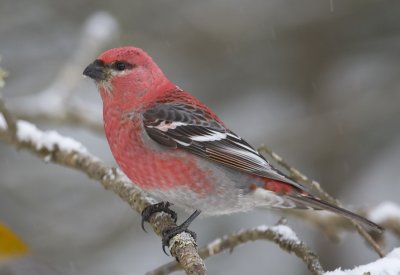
[269,225,300,244]
[255,224,270,231]
[368,201,400,224]
[324,248,400,275]
[255,224,300,244]
[16,120,88,153]
[0,113,6,130]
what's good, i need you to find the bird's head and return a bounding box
[83,46,170,105]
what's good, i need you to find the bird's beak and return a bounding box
[83,59,107,81]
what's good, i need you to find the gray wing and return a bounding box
[143,102,303,189]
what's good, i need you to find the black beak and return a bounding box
[83,59,107,81]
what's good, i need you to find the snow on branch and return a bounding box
[324,247,400,275]
[148,223,324,275]
[16,120,88,154]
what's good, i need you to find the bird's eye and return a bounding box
[110,61,134,72]
[115,62,126,71]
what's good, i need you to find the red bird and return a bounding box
[83,46,382,248]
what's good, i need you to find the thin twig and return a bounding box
[147,224,324,275]
[258,145,385,257]
[0,99,206,275]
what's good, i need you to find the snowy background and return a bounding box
[1,0,400,274]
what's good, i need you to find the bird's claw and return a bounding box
[142,204,200,256]
[160,210,201,255]
[141,201,177,232]
[161,226,197,255]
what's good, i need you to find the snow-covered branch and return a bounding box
[148,223,324,275]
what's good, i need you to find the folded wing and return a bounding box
[143,102,303,190]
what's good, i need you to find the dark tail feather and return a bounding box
[289,194,384,233]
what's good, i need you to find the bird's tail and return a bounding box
[288,193,384,233]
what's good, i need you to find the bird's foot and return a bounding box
[141,201,177,232]
[161,210,201,255]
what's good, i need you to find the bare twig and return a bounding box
[258,145,385,257]
[0,99,206,275]
[147,223,324,275]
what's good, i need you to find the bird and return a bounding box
[83,46,383,250]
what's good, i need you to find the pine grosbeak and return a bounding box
[83,46,382,248]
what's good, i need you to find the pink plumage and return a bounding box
[83,46,383,232]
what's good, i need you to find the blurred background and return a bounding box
[1,0,399,274]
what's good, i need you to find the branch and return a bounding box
[258,145,385,257]
[0,100,206,275]
[148,223,324,275]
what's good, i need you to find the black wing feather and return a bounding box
[143,102,303,188]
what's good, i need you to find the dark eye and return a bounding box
[112,61,134,71]
[115,62,126,71]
